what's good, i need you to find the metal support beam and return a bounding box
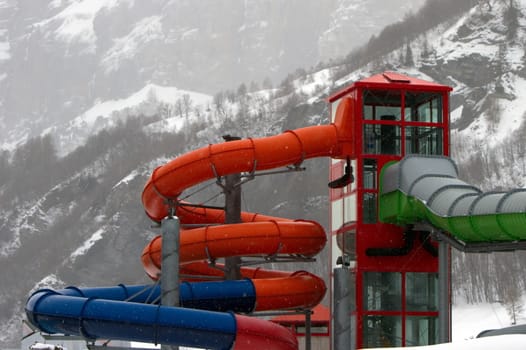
[305,310,312,350]
[333,267,354,350]
[223,135,242,280]
[438,237,451,343]
[161,206,180,350]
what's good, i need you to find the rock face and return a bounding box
[0,0,424,145]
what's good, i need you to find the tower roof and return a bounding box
[328,71,452,102]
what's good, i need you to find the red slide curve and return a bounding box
[140,97,355,348]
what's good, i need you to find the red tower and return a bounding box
[328,72,453,349]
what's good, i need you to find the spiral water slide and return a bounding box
[380,155,526,250]
[25,99,356,349]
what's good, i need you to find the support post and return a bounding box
[223,136,242,280]
[438,236,451,343]
[161,205,180,350]
[333,267,354,350]
[305,310,312,350]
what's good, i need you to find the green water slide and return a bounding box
[379,155,526,251]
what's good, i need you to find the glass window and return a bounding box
[363,90,402,120]
[363,124,401,155]
[405,127,443,155]
[406,316,438,346]
[363,192,377,223]
[405,92,443,122]
[364,272,402,311]
[406,273,438,311]
[363,315,402,348]
[363,159,377,189]
[337,226,356,260]
[344,193,358,223]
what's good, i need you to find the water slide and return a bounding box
[25,98,357,349]
[380,154,526,249]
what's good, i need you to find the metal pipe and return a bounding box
[305,310,312,350]
[161,211,180,350]
[438,236,451,343]
[223,135,243,280]
[333,267,353,350]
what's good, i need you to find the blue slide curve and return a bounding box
[25,281,297,349]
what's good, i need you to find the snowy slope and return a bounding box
[43,84,213,156]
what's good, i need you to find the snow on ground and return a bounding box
[362,299,526,349]
[70,84,211,128]
[375,335,526,350]
[452,297,526,341]
[370,296,526,350]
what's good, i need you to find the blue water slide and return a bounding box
[50,280,257,312]
[25,281,259,349]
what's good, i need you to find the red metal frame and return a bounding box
[328,72,452,348]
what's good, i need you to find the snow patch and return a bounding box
[35,0,132,53]
[450,105,463,124]
[72,84,211,128]
[101,16,164,73]
[69,228,105,262]
[113,169,139,189]
[44,83,212,156]
[31,274,66,293]
[456,75,526,149]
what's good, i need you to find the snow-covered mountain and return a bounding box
[0,0,424,153]
[2,0,526,348]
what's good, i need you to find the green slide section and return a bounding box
[379,155,526,243]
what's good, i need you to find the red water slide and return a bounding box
[140,97,355,347]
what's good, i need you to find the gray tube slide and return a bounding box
[379,155,526,244]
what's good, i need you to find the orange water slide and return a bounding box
[141,219,326,273]
[140,97,355,313]
[142,97,355,222]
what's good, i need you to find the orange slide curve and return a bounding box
[140,97,355,337]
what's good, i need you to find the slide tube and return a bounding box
[142,95,356,222]
[28,281,256,313]
[140,220,327,275]
[26,289,297,350]
[380,155,526,243]
[25,96,358,348]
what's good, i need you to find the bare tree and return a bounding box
[182,94,193,121]
[175,98,184,119]
[498,253,523,325]
[213,91,226,116]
